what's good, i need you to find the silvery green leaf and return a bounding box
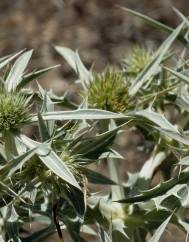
[31,109,126,122]
[148,215,172,242]
[0,144,6,161]
[99,149,124,160]
[0,50,24,70]
[0,148,36,178]
[120,7,189,48]
[5,50,33,92]
[18,65,60,89]
[164,66,189,85]
[37,112,51,142]
[179,156,189,165]
[129,22,185,96]
[176,86,189,113]
[139,152,166,180]
[118,169,189,203]
[55,46,92,89]
[135,109,178,132]
[18,135,81,190]
[4,205,20,242]
[81,167,117,185]
[43,90,77,109]
[80,225,97,236]
[157,128,189,146]
[120,7,173,34]
[71,125,121,158]
[18,134,50,156]
[173,7,189,28]
[152,184,188,209]
[39,151,81,190]
[38,83,55,136]
[98,226,112,242]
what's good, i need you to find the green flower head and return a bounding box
[0,91,31,132]
[86,68,129,113]
[124,46,153,75]
[60,150,80,177]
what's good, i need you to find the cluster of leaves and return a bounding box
[2,6,189,242]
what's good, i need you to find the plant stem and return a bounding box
[53,203,64,242]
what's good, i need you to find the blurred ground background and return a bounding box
[1,0,189,241]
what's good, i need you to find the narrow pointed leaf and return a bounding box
[81,167,117,185]
[0,50,24,70]
[17,65,60,89]
[118,169,189,203]
[31,109,126,122]
[0,148,36,178]
[120,7,189,47]
[37,112,50,142]
[135,109,178,132]
[18,135,81,190]
[129,22,185,96]
[120,7,173,34]
[148,215,172,242]
[164,66,189,85]
[39,150,81,189]
[5,50,33,91]
[55,46,92,88]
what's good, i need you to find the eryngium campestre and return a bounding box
[0,91,31,131]
[86,69,129,113]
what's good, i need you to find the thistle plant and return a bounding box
[1,6,189,242]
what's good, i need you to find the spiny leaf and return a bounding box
[55,46,92,89]
[129,22,185,96]
[135,108,178,132]
[17,65,60,89]
[31,109,127,122]
[120,7,189,48]
[37,112,51,142]
[5,50,33,92]
[118,169,189,203]
[0,50,24,70]
[71,126,121,158]
[164,66,189,85]
[0,148,36,178]
[148,215,172,242]
[18,135,81,190]
[81,167,117,185]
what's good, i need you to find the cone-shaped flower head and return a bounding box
[87,69,129,113]
[0,90,31,132]
[124,46,153,75]
[60,150,80,177]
